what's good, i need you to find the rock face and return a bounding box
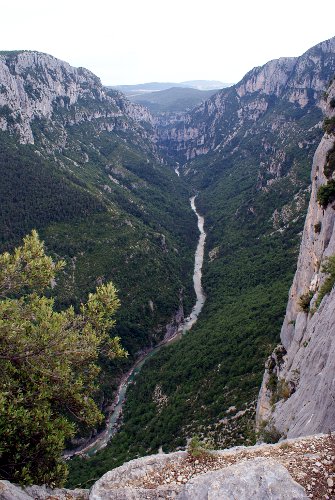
[89,452,186,499]
[156,36,335,163]
[0,51,154,145]
[179,458,307,500]
[89,453,307,500]
[257,81,335,437]
[0,480,88,499]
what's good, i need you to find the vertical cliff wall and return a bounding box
[257,80,335,437]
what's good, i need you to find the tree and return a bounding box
[0,231,126,486]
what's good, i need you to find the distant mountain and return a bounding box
[110,80,230,95]
[121,86,218,114]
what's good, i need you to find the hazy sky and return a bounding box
[1,1,334,86]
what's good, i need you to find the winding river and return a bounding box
[65,195,206,458]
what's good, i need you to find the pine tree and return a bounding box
[0,231,126,485]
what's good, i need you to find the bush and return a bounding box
[266,372,278,392]
[257,420,283,444]
[323,116,335,135]
[187,436,213,459]
[317,180,335,207]
[298,291,314,312]
[324,143,335,178]
[314,221,322,233]
[276,379,291,400]
[314,255,335,309]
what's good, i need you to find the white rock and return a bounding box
[178,458,308,499]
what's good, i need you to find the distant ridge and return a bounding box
[110,80,232,94]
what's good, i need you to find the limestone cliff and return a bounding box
[0,51,154,146]
[156,36,335,163]
[256,81,335,437]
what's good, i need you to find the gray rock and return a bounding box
[24,484,89,499]
[178,458,307,499]
[0,51,154,145]
[257,82,335,438]
[89,452,186,499]
[0,480,31,500]
[0,480,89,500]
[0,480,89,499]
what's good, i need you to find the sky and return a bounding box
[1,0,335,86]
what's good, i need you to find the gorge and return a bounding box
[1,35,335,497]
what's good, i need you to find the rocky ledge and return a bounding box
[1,433,334,499]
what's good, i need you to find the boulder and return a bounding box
[178,458,307,499]
[89,452,186,499]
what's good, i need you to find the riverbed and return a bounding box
[65,195,206,457]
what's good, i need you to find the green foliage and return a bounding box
[0,232,126,486]
[127,87,216,114]
[267,372,278,392]
[324,142,335,178]
[323,116,335,135]
[187,436,213,458]
[298,291,314,312]
[267,374,291,405]
[256,420,283,444]
[314,255,335,309]
[0,100,197,429]
[317,180,335,207]
[0,132,106,249]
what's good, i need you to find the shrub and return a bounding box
[266,372,278,392]
[257,420,283,444]
[323,116,335,135]
[298,291,314,312]
[314,255,335,309]
[324,143,335,178]
[187,436,213,459]
[276,379,291,400]
[317,180,335,207]
[314,221,322,233]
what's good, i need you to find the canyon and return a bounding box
[1,36,335,498]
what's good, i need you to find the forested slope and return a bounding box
[0,51,197,416]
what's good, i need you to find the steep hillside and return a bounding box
[157,37,335,163]
[121,87,217,114]
[257,80,335,438]
[0,51,197,413]
[68,37,335,486]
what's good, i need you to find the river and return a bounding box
[65,195,206,458]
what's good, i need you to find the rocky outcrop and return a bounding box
[0,480,88,499]
[156,36,335,163]
[0,51,154,145]
[179,459,307,500]
[257,81,335,437]
[4,433,335,498]
[90,456,307,499]
[89,452,185,499]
